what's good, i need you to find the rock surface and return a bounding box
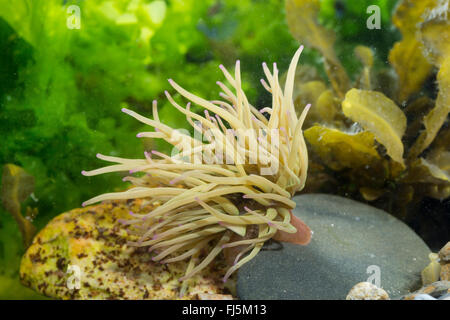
[441,264,450,281]
[401,281,450,300]
[346,282,389,300]
[20,199,235,299]
[439,242,450,262]
[237,194,431,300]
[438,242,450,281]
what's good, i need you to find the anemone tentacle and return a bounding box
[82,46,309,292]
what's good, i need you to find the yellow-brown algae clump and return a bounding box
[82,46,311,292]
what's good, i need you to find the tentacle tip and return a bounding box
[81,170,87,176]
[121,107,129,113]
[81,202,87,207]
[136,133,142,138]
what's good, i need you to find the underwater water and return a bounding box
[0,0,448,300]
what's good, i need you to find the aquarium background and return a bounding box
[0,0,448,299]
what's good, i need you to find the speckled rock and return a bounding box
[346,282,389,300]
[441,264,450,281]
[20,199,235,300]
[401,281,450,300]
[237,194,431,300]
[421,253,441,285]
[439,242,450,262]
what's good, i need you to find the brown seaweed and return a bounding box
[285,0,450,216]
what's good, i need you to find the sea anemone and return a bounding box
[82,46,311,290]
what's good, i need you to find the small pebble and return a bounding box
[402,281,450,300]
[414,294,436,300]
[346,282,389,300]
[237,194,431,300]
[421,253,441,285]
[439,293,450,300]
[439,242,450,262]
[440,264,450,281]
